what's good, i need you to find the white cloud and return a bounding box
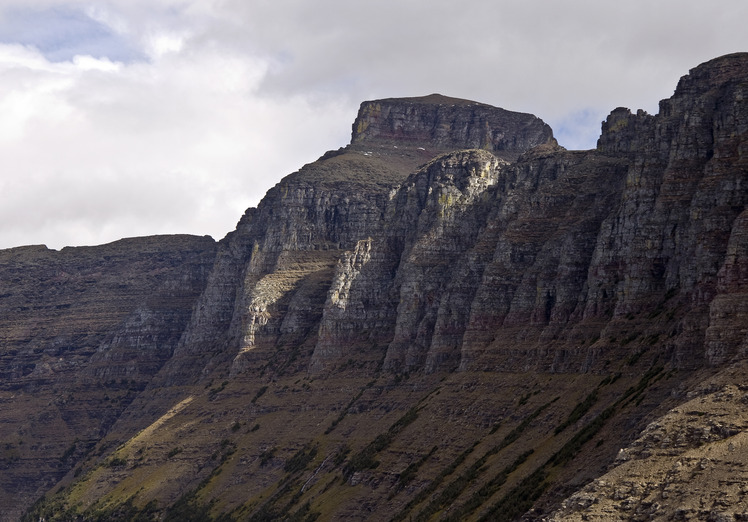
[0,0,747,249]
[0,28,351,249]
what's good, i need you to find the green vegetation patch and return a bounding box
[477,365,667,520]
[344,406,420,476]
[392,442,479,522]
[390,445,438,498]
[410,398,556,521]
[554,390,598,435]
[324,380,375,434]
[444,449,534,521]
[251,386,268,404]
[284,444,318,474]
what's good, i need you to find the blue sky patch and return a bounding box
[0,6,143,63]
[551,108,606,151]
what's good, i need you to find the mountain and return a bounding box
[3,53,748,521]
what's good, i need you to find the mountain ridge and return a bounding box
[3,53,748,521]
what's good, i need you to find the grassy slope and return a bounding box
[25,340,705,521]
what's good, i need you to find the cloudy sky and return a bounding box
[0,0,746,249]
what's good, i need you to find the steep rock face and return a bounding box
[311,53,748,376]
[352,94,555,161]
[383,149,508,372]
[705,208,748,365]
[458,149,630,372]
[0,235,216,520]
[311,148,509,373]
[163,97,556,381]
[582,53,748,367]
[0,236,216,387]
[166,153,411,381]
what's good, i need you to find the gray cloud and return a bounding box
[0,0,747,249]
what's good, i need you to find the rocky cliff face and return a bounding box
[548,360,748,521]
[351,94,555,161]
[0,235,216,520]
[4,54,748,522]
[161,95,556,383]
[315,52,748,378]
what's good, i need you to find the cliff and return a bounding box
[0,235,217,519]
[351,94,554,161]
[3,53,748,521]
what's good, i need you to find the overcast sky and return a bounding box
[0,0,746,249]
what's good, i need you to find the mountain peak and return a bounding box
[374,93,488,106]
[350,94,555,161]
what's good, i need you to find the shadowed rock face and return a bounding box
[0,235,216,520]
[3,54,748,522]
[310,53,748,377]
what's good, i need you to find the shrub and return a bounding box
[107,456,127,468]
[251,386,268,404]
[167,447,183,459]
[259,447,276,467]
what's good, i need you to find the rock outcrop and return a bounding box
[352,94,555,161]
[3,54,748,521]
[547,361,748,521]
